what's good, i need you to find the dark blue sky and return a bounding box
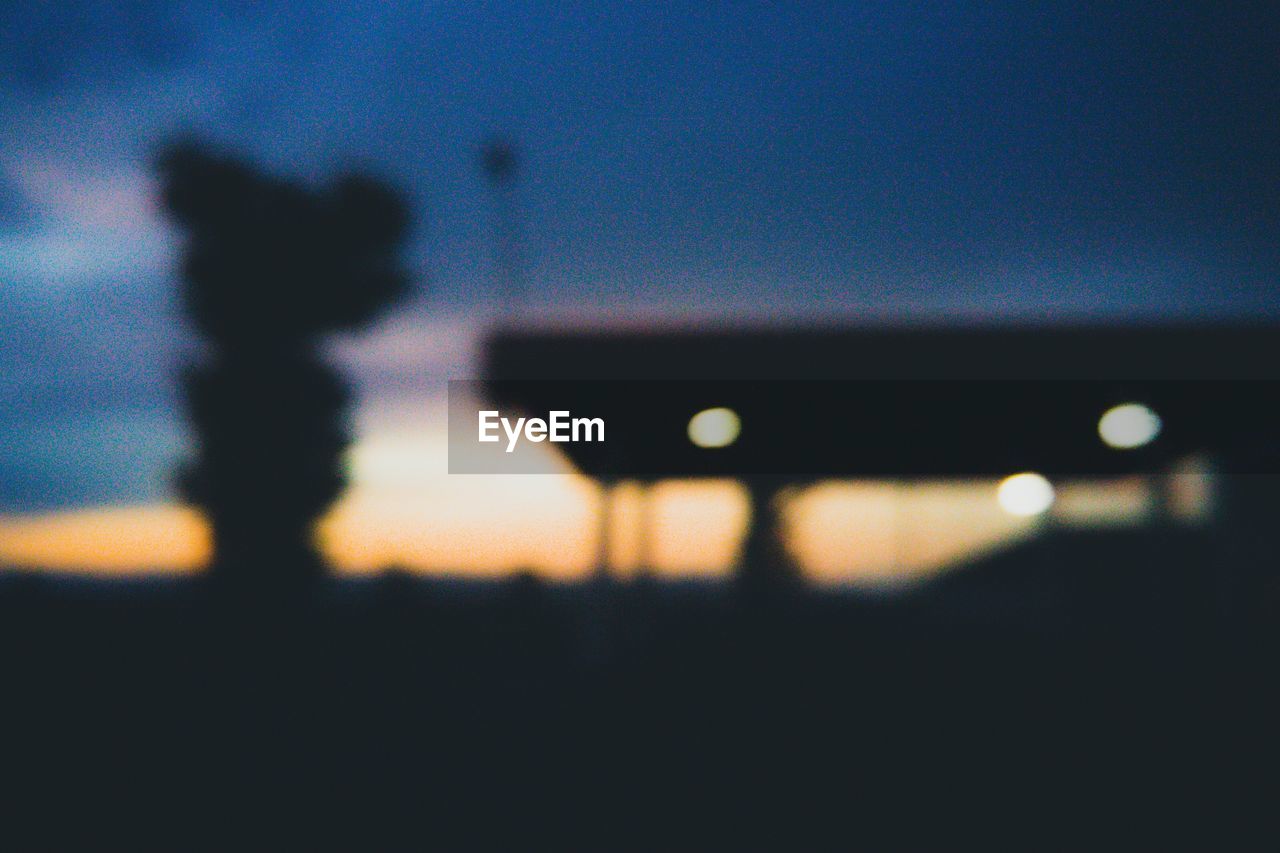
[2,1,1278,511]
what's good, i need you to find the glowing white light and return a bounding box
[1098,402,1162,450]
[688,407,741,449]
[997,473,1055,517]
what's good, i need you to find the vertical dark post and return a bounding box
[596,478,614,580]
[635,481,655,574]
[738,476,802,593]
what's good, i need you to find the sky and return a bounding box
[0,1,1276,566]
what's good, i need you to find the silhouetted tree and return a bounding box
[158,141,410,589]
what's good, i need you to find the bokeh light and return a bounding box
[688,407,741,449]
[997,472,1055,517]
[1098,402,1162,449]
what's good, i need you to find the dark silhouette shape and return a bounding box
[157,141,410,588]
[479,136,524,309]
[480,137,520,185]
[737,475,804,593]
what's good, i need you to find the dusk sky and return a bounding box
[2,0,1278,518]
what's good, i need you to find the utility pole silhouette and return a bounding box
[480,137,524,314]
[158,141,411,592]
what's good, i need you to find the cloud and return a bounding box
[0,1,197,91]
[0,275,192,511]
[0,172,38,228]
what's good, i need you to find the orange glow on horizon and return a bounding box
[0,478,1052,586]
[0,424,1159,584]
[0,504,210,575]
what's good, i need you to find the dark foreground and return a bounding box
[1,529,1277,849]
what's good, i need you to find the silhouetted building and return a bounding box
[484,322,1280,593]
